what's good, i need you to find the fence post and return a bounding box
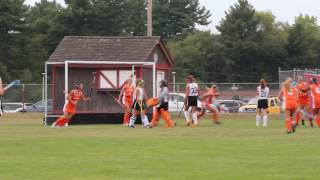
[22,84,25,112]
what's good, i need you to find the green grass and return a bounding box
[0,113,320,180]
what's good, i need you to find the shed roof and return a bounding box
[47,36,173,65]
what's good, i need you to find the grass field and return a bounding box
[0,113,320,180]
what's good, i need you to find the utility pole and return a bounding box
[147,0,153,37]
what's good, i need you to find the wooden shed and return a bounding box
[44,36,174,124]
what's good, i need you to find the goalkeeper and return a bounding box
[150,80,176,128]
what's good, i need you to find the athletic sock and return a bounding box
[192,113,198,125]
[184,111,190,122]
[263,115,268,126]
[316,116,320,128]
[256,115,261,126]
[309,119,313,127]
[123,112,130,125]
[296,111,300,125]
[142,115,149,127]
[129,116,136,127]
[55,117,66,126]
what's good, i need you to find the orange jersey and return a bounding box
[63,89,83,113]
[283,88,298,110]
[310,84,320,109]
[122,84,134,104]
[297,82,310,105]
[203,88,219,105]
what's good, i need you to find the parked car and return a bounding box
[238,96,280,114]
[216,100,245,113]
[1,102,32,113]
[25,99,53,112]
[168,93,203,113]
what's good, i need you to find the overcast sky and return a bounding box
[25,0,320,32]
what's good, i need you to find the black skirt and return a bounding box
[257,99,268,109]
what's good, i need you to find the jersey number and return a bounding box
[260,91,267,97]
[191,87,197,95]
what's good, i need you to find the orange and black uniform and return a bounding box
[150,86,175,128]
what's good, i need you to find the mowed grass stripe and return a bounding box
[0,113,320,180]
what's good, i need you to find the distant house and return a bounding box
[45,36,174,124]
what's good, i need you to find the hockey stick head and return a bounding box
[146,97,159,107]
[88,72,97,97]
[4,80,21,91]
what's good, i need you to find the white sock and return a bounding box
[192,113,198,125]
[142,115,149,126]
[184,111,190,122]
[129,116,136,126]
[263,115,268,126]
[51,122,56,127]
[256,115,261,126]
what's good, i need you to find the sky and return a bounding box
[25,0,320,32]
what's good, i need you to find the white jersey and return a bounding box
[187,83,199,96]
[133,87,144,101]
[257,86,269,99]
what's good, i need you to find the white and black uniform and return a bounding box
[187,82,199,107]
[257,86,269,109]
[157,87,169,111]
[132,87,145,111]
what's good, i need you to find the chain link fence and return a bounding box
[1,84,45,104]
[169,83,280,100]
[1,83,283,103]
[278,68,320,83]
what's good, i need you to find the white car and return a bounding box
[168,93,203,113]
[1,102,32,113]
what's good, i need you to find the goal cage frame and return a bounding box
[44,60,157,125]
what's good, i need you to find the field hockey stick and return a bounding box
[88,72,96,97]
[140,100,146,127]
[105,91,124,107]
[178,104,185,118]
[3,80,21,91]
[298,109,314,119]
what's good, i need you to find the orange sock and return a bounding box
[150,110,160,127]
[55,117,66,126]
[160,109,174,128]
[316,116,320,128]
[123,112,130,124]
[212,112,219,122]
[285,118,293,132]
[296,111,300,125]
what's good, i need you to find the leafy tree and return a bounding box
[216,0,260,82]
[25,0,62,81]
[287,15,320,68]
[153,0,211,39]
[168,30,213,81]
[0,0,29,81]
[254,11,289,81]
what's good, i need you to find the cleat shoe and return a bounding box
[64,123,69,127]
[122,123,129,127]
[144,125,152,128]
[51,122,57,128]
[186,121,192,126]
[214,121,222,125]
[301,120,305,126]
[292,124,296,133]
[310,121,314,128]
[174,121,177,127]
[129,125,135,128]
[286,130,293,134]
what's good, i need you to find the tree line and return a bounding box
[0,0,319,83]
